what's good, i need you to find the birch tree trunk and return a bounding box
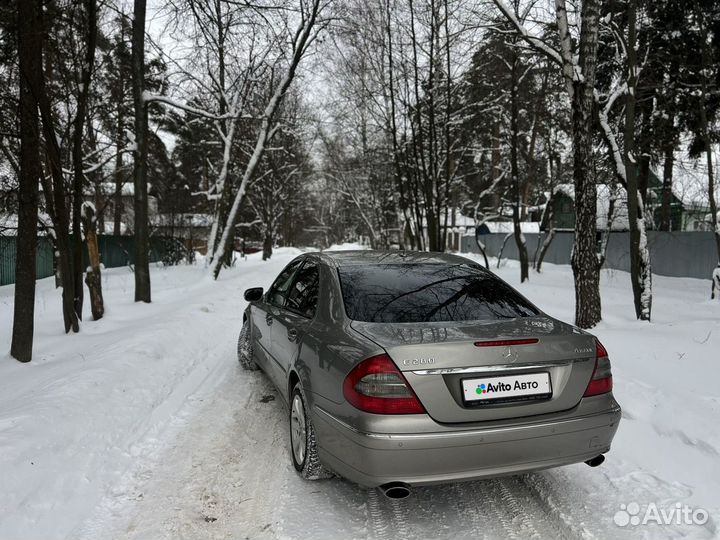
[205,116,237,266]
[204,0,235,268]
[132,0,151,302]
[625,0,652,321]
[567,0,602,328]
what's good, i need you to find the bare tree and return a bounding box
[10,0,43,362]
[594,3,652,321]
[71,0,98,318]
[210,0,328,278]
[492,0,603,328]
[695,2,720,261]
[623,0,652,320]
[535,105,566,273]
[145,0,283,269]
[132,0,151,303]
[35,8,79,333]
[506,24,530,282]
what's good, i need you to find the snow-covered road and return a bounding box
[75,359,639,540]
[1,248,718,539]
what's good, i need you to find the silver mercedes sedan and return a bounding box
[237,251,621,496]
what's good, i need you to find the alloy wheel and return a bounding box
[291,393,307,466]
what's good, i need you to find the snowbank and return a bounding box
[0,253,295,539]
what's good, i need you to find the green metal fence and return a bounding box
[0,236,55,286]
[0,235,185,286]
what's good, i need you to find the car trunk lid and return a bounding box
[350,316,597,423]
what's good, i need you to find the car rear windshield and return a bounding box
[337,263,539,323]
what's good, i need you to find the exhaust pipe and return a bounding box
[585,454,605,467]
[379,482,411,499]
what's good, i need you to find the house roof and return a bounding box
[550,183,630,231]
[671,158,719,209]
[1,212,53,235]
[550,152,720,231]
[479,221,540,234]
[416,208,478,231]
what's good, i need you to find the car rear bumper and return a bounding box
[312,397,621,487]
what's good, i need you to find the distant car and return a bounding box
[237,251,621,496]
[235,240,262,254]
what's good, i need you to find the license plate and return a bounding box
[462,372,551,403]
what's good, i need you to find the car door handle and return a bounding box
[288,328,298,340]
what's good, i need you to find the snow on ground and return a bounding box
[0,249,301,539]
[1,247,718,539]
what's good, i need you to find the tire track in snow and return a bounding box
[220,368,288,539]
[496,478,544,540]
[81,365,288,540]
[480,479,522,540]
[366,489,392,540]
[364,488,412,540]
[388,496,411,538]
[520,472,598,540]
[72,338,239,540]
[450,481,488,538]
[460,475,576,540]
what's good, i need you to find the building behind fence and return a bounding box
[461,231,719,281]
[0,235,183,286]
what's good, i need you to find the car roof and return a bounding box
[312,250,478,268]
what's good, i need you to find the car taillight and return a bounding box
[343,354,426,414]
[584,340,613,397]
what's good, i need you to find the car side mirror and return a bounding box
[244,287,264,302]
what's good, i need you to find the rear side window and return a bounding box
[337,263,539,323]
[267,259,303,307]
[285,260,320,318]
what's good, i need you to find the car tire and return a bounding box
[237,320,258,371]
[290,383,333,480]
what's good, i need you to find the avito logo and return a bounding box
[476,380,539,395]
[613,502,708,527]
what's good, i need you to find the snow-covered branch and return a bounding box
[143,92,255,122]
[491,0,564,68]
